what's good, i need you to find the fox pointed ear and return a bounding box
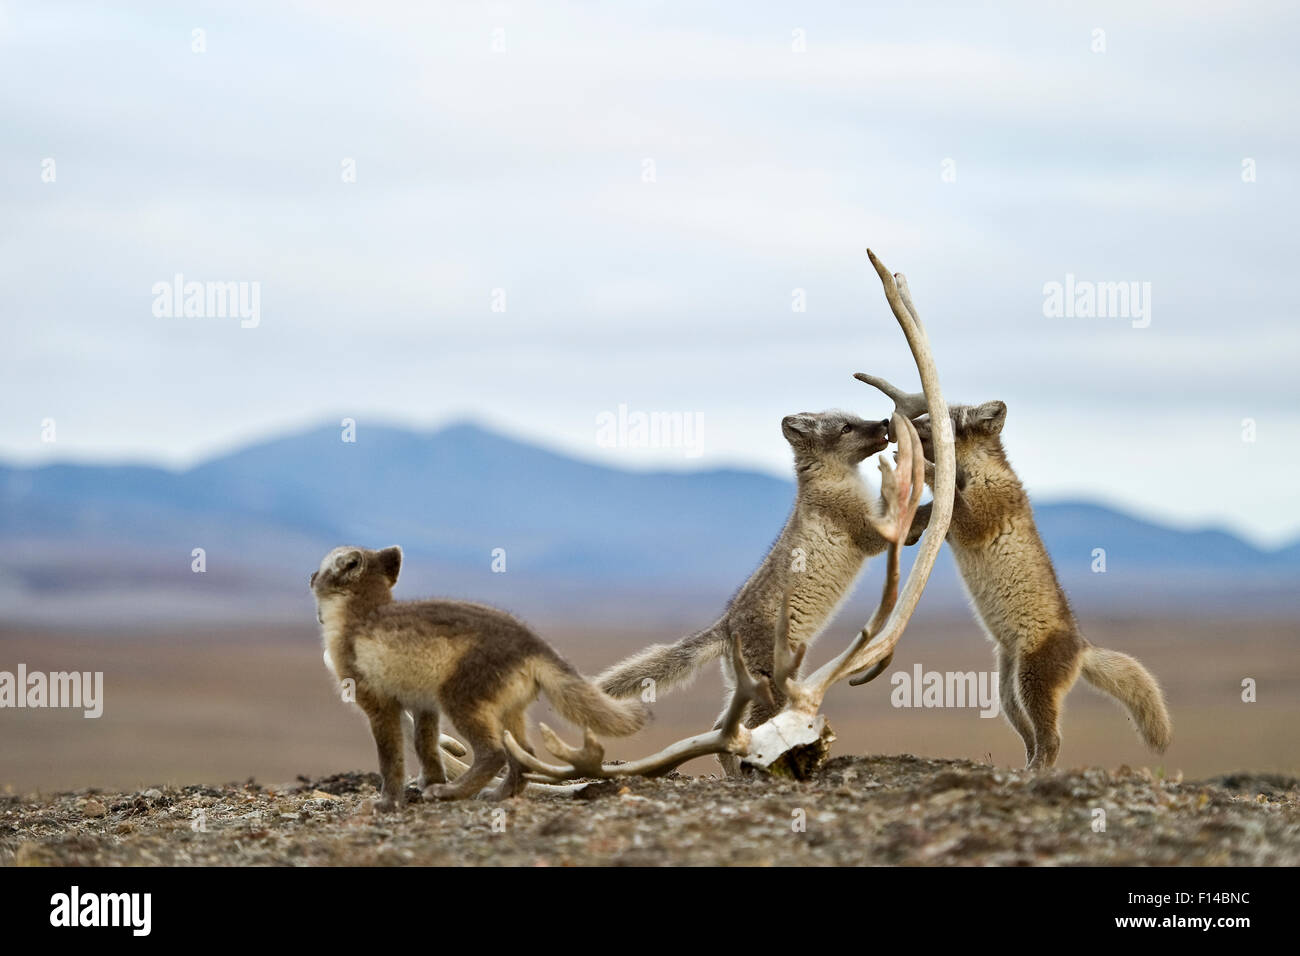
[781,414,816,445]
[377,546,402,585]
[973,401,1007,435]
[334,548,363,577]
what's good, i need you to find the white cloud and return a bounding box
[1,0,1297,543]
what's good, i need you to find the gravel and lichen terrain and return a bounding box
[3,755,1297,866]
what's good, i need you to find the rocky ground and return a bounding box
[3,755,1297,866]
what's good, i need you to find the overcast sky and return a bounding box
[2,1,1298,544]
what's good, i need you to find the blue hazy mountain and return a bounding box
[1,421,1296,627]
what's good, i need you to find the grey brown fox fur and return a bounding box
[596,410,924,771]
[857,379,1173,768]
[311,545,647,805]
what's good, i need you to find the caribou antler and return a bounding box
[823,252,954,674]
[763,411,922,717]
[845,376,935,689]
[799,412,925,697]
[776,251,952,710]
[503,632,775,781]
[517,248,954,785]
[743,249,954,774]
[851,374,929,422]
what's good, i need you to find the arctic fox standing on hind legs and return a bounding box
[853,375,1173,769]
[597,409,926,773]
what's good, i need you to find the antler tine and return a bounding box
[853,373,929,423]
[894,412,925,528]
[807,418,920,694]
[539,723,606,776]
[905,413,925,513]
[438,733,469,758]
[854,249,935,425]
[863,411,919,542]
[895,273,923,329]
[791,250,954,704]
[830,396,932,691]
[440,733,599,793]
[720,631,776,742]
[503,730,591,780]
[507,633,776,784]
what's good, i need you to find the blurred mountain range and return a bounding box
[2,421,1297,629]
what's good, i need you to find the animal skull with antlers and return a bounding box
[472,249,957,788]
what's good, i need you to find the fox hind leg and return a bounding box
[483,707,531,800]
[413,708,447,788]
[423,716,506,801]
[1017,635,1083,770]
[424,742,505,800]
[996,646,1036,766]
[485,752,526,800]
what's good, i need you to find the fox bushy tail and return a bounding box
[536,659,649,737]
[595,626,727,700]
[1080,645,1172,752]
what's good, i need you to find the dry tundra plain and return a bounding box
[2,613,1297,866]
[2,614,1295,793]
